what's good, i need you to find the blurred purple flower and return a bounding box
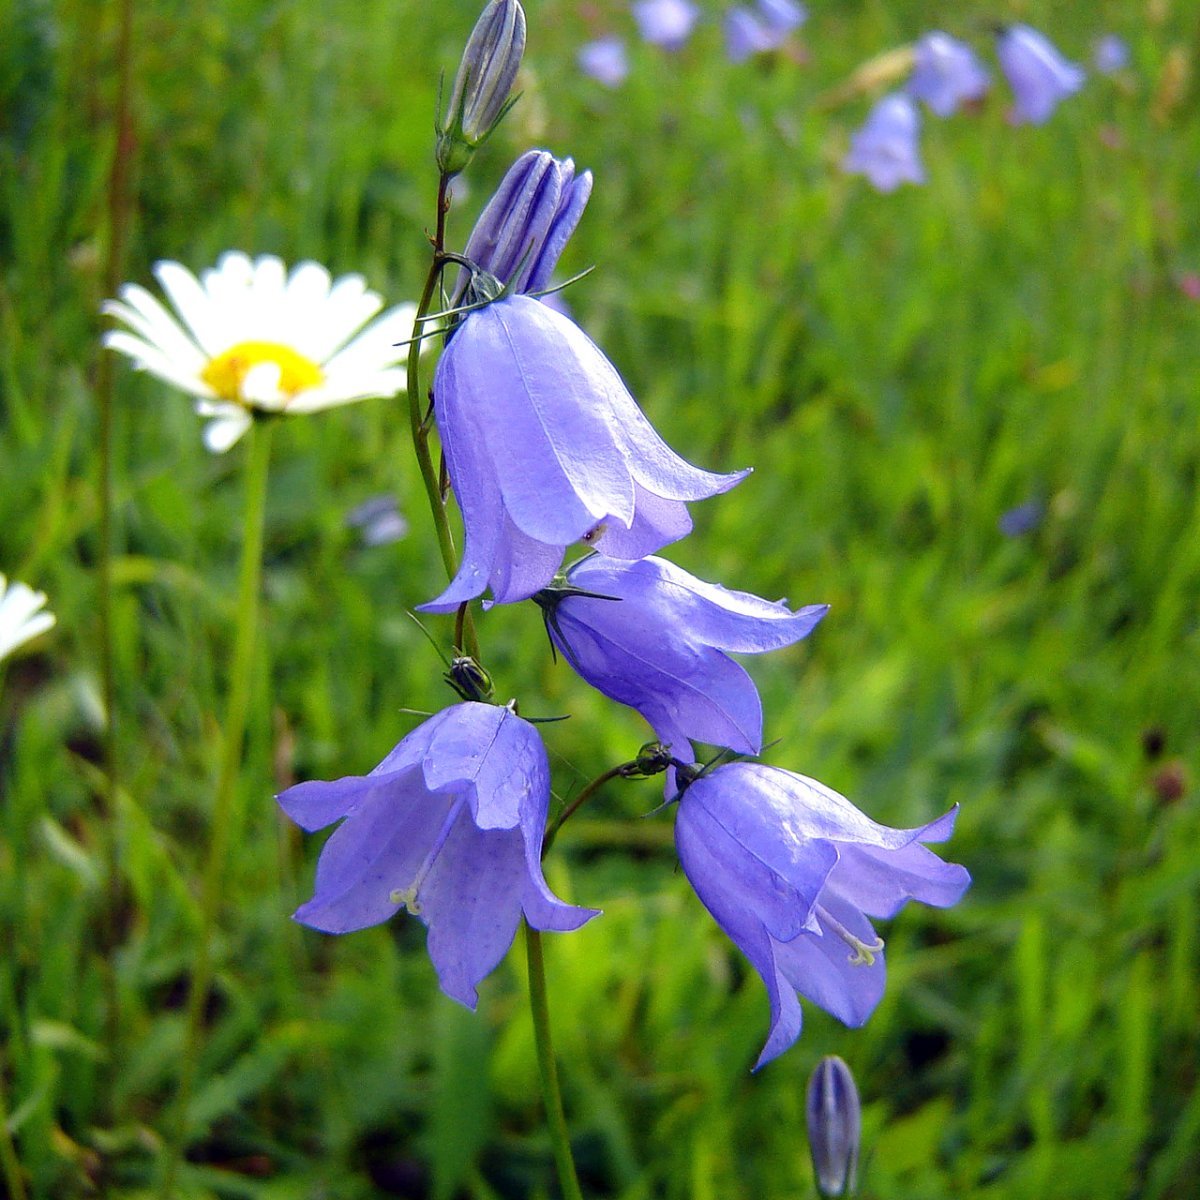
[1092,34,1129,76]
[633,0,700,51]
[456,149,592,303]
[421,296,748,611]
[536,554,827,760]
[675,762,970,1067]
[997,24,1085,125]
[998,498,1044,537]
[578,36,629,87]
[842,92,925,192]
[278,702,599,1007]
[346,493,408,546]
[907,31,990,116]
[725,0,806,63]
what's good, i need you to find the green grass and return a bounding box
[2,0,1199,1196]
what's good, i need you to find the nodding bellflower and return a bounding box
[842,92,925,192]
[907,31,990,117]
[536,555,827,762]
[633,0,700,51]
[996,24,1085,126]
[420,295,748,612]
[578,37,630,88]
[674,762,970,1067]
[454,149,592,302]
[278,702,599,1008]
[724,1,806,63]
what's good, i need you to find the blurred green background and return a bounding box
[2,0,1199,1196]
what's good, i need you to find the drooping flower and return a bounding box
[346,494,409,547]
[103,252,416,453]
[437,0,527,174]
[455,149,592,302]
[420,295,748,611]
[996,24,1085,126]
[907,31,990,117]
[806,1056,861,1199]
[578,37,630,88]
[842,92,925,192]
[674,762,970,1067]
[724,1,806,63]
[535,554,827,761]
[633,0,700,51]
[0,574,55,662]
[278,702,598,1008]
[1092,34,1129,76]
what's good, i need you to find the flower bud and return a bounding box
[437,0,527,175]
[445,655,495,703]
[806,1056,861,1198]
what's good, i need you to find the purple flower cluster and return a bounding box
[281,5,970,1067]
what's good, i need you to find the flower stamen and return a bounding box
[389,800,463,915]
[201,340,324,404]
[815,904,885,967]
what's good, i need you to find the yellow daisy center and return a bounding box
[200,341,324,403]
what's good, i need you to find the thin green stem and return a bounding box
[542,763,632,859]
[0,1048,28,1200]
[158,418,275,1200]
[525,926,585,1200]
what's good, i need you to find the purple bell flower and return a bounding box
[278,702,599,1008]
[757,0,807,39]
[578,37,630,88]
[996,24,1085,126]
[725,1,806,63]
[842,92,925,192]
[633,0,700,51]
[674,762,970,1068]
[537,554,827,760]
[420,295,748,611]
[907,31,990,117]
[1092,34,1129,76]
[456,149,592,302]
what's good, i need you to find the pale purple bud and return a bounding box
[842,92,925,193]
[437,0,527,173]
[996,24,1085,126]
[806,1056,861,1198]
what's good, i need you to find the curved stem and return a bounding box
[158,417,274,1199]
[525,926,585,1200]
[542,763,632,859]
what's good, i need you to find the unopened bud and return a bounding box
[445,655,495,703]
[806,1055,860,1198]
[437,0,527,175]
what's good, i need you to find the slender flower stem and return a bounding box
[158,418,275,1200]
[542,763,632,859]
[525,926,585,1200]
[0,1049,28,1200]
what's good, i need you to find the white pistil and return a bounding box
[815,904,885,967]
[388,800,463,915]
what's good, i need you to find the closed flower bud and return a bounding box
[806,1056,861,1198]
[437,0,527,175]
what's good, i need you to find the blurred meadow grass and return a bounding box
[2,0,1199,1196]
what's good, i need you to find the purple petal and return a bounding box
[591,485,693,558]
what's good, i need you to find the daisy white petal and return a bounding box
[0,575,56,662]
[101,331,214,397]
[321,302,417,377]
[104,287,208,373]
[154,261,227,355]
[197,406,253,453]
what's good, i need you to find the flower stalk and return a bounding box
[159,417,275,1199]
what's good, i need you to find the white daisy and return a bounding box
[0,574,55,663]
[103,251,418,453]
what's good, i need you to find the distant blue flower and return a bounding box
[675,762,970,1067]
[456,149,592,302]
[996,25,1085,125]
[633,0,700,51]
[537,555,827,760]
[907,31,990,116]
[998,498,1045,537]
[842,92,925,192]
[1093,34,1129,76]
[578,36,629,87]
[278,702,599,1008]
[724,0,806,63]
[346,493,408,546]
[421,296,748,611]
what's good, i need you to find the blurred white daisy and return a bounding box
[103,252,417,453]
[0,574,55,662]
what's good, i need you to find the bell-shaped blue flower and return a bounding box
[907,31,990,117]
[578,37,630,88]
[842,92,925,193]
[278,702,599,1008]
[996,24,1084,126]
[456,150,592,302]
[420,296,748,611]
[724,0,806,63]
[633,0,700,51]
[674,762,970,1068]
[537,555,827,760]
